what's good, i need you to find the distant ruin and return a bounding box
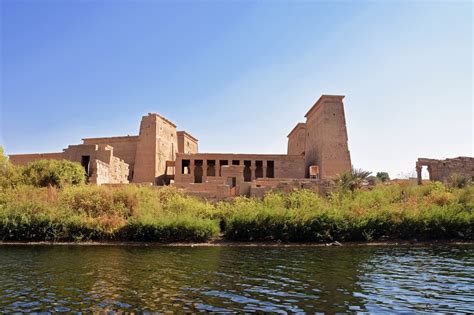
[9,94,352,198]
[416,157,474,185]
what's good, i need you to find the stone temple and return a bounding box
[9,95,352,198]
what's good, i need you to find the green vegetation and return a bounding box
[448,173,472,189]
[0,182,471,243]
[0,148,472,243]
[21,159,86,188]
[0,147,20,189]
[0,147,86,189]
[224,183,473,242]
[0,185,219,242]
[334,168,372,192]
[376,172,391,183]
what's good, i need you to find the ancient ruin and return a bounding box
[9,94,352,197]
[416,157,474,185]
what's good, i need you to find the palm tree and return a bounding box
[448,173,472,189]
[334,167,372,192]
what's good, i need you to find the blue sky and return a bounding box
[1,0,472,178]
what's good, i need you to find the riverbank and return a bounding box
[1,239,473,247]
[0,183,472,243]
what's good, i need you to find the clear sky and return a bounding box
[1,0,472,178]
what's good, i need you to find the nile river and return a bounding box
[0,245,473,313]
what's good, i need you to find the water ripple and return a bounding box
[0,245,472,313]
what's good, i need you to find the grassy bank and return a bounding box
[0,182,472,243]
[0,185,219,242]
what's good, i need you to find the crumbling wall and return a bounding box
[82,136,138,177]
[416,157,474,184]
[89,157,129,185]
[63,144,129,185]
[89,160,110,185]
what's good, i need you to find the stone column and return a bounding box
[427,166,433,181]
[202,160,207,183]
[250,161,256,181]
[189,160,195,177]
[262,161,267,179]
[416,165,422,185]
[215,160,220,177]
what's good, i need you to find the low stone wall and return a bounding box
[175,178,231,199]
[250,178,333,198]
[9,152,64,165]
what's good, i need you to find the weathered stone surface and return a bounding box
[287,123,306,156]
[416,157,474,184]
[303,95,352,179]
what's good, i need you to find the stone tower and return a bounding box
[133,113,178,184]
[287,123,307,156]
[303,95,351,178]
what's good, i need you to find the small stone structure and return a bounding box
[9,94,352,194]
[416,157,474,185]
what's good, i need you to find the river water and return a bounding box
[0,245,473,313]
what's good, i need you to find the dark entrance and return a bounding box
[194,160,203,183]
[81,155,90,177]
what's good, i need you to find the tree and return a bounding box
[21,159,86,188]
[448,173,472,189]
[376,172,390,183]
[0,146,8,173]
[0,146,20,189]
[334,168,372,192]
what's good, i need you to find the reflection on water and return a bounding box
[0,245,473,313]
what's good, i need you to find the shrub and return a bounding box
[0,185,220,242]
[224,183,474,242]
[376,172,390,183]
[448,173,472,189]
[21,159,86,188]
[0,183,472,243]
[0,146,21,189]
[334,168,372,192]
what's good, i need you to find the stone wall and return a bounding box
[89,157,129,185]
[416,157,474,184]
[156,116,179,184]
[174,153,305,185]
[82,135,138,177]
[9,152,64,165]
[175,178,231,199]
[287,123,306,156]
[304,95,351,179]
[133,113,178,184]
[177,131,198,154]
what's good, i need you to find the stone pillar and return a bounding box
[416,165,422,185]
[250,161,256,181]
[427,166,433,181]
[215,160,220,177]
[262,161,267,179]
[189,160,195,177]
[202,160,207,183]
